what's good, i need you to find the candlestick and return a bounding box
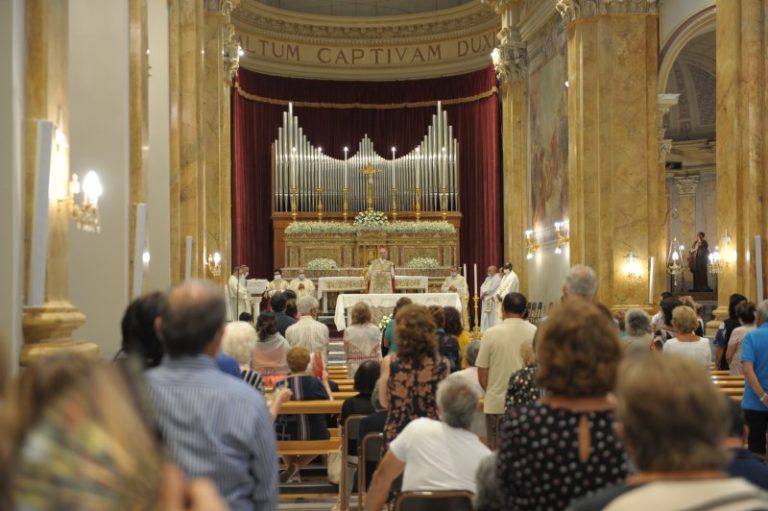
[391,186,398,221]
[290,186,298,221]
[471,294,482,340]
[462,292,471,336]
[440,186,448,221]
[342,186,349,223]
[316,187,324,222]
[473,263,478,296]
[343,146,349,189]
[414,186,422,222]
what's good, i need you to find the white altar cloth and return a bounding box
[318,275,429,312]
[334,292,461,331]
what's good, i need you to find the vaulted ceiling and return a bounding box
[254,0,474,17]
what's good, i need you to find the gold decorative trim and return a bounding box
[234,82,498,109]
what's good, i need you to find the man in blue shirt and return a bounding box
[147,280,278,511]
[741,299,768,457]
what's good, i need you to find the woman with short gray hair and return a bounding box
[623,308,653,355]
[452,341,486,437]
[221,321,264,391]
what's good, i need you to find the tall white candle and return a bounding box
[756,236,764,302]
[318,148,323,189]
[132,203,147,299]
[391,147,396,188]
[184,236,193,280]
[473,263,478,296]
[463,263,467,278]
[647,256,655,305]
[415,147,421,188]
[343,146,349,189]
[28,120,54,307]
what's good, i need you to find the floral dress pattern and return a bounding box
[382,353,450,449]
[504,365,540,412]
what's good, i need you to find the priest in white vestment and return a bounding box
[227,265,251,321]
[289,270,316,299]
[479,266,501,332]
[368,247,395,294]
[496,262,520,319]
[441,266,468,296]
[265,268,290,298]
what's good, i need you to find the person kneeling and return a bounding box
[365,373,491,511]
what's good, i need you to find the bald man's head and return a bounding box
[159,280,227,358]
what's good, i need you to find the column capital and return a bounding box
[493,29,528,82]
[556,0,658,23]
[673,174,699,197]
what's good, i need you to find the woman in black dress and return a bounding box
[497,300,628,511]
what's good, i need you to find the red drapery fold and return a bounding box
[232,67,502,278]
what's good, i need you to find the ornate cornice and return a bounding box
[556,0,658,23]
[233,0,498,46]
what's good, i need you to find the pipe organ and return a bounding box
[272,102,459,217]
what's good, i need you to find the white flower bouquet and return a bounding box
[353,210,390,228]
[284,221,356,235]
[404,257,440,269]
[306,258,338,270]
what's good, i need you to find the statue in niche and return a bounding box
[688,232,711,292]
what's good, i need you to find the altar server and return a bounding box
[265,268,290,298]
[441,266,468,295]
[480,266,501,332]
[496,262,520,319]
[227,265,251,321]
[289,270,316,299]
[368,247,395,294]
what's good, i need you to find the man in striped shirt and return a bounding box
[146,281,278,511]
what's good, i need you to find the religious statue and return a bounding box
[440,266,468,295]
[227,265,251,321]
[289,269,316,299]
[368,246,395,294]
[688,232,711,291]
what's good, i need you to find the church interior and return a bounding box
[2,0,768,508]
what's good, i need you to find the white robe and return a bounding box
[496,270,520,319]
[266,278,290,297]
[289,277,316,299]
[479,273,502,332]
[441,275,468,295]
[227,275,251,321]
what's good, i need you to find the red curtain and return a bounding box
[232,67,502,278]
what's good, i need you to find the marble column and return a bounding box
[168,0,235,285]
[655,94,678,301]
[674,174,700,288]
[712,0,768,322]
[485,0,529,293]
[22,0,98,364]
[557,0,659,310]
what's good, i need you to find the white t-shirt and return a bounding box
[664,337,712,366]
[389,417,491,493]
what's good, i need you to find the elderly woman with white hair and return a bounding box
[623,308,653,355]
[221,321,264,392]
[366,373,492,511]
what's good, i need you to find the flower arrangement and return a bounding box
[306,258,338,270]
[285,221,356,235]
[387,221,455,234]
[404,257,440,269]
[353,210,389,228]
[378,314,392,334]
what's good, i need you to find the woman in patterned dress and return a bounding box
[497,300,628,511]
[377,304,450,450]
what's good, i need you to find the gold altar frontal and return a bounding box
[274,212,461,269]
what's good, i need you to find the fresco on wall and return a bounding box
[528,19,568,230]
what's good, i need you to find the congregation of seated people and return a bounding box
[4,265,768,510]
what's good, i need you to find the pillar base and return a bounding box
[21,302,98,365]
[705,305,729,337]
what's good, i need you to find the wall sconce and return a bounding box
[623,251,642,280]
[63,170,102,233]
[525,229,539,260]
[708,245,724,274]
[206,251,222,277]
[142,250,151,266]
[666,237,683,276]
[554,221,569,255]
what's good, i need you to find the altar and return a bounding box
[334,292,462,331]
[317,275,429,312]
